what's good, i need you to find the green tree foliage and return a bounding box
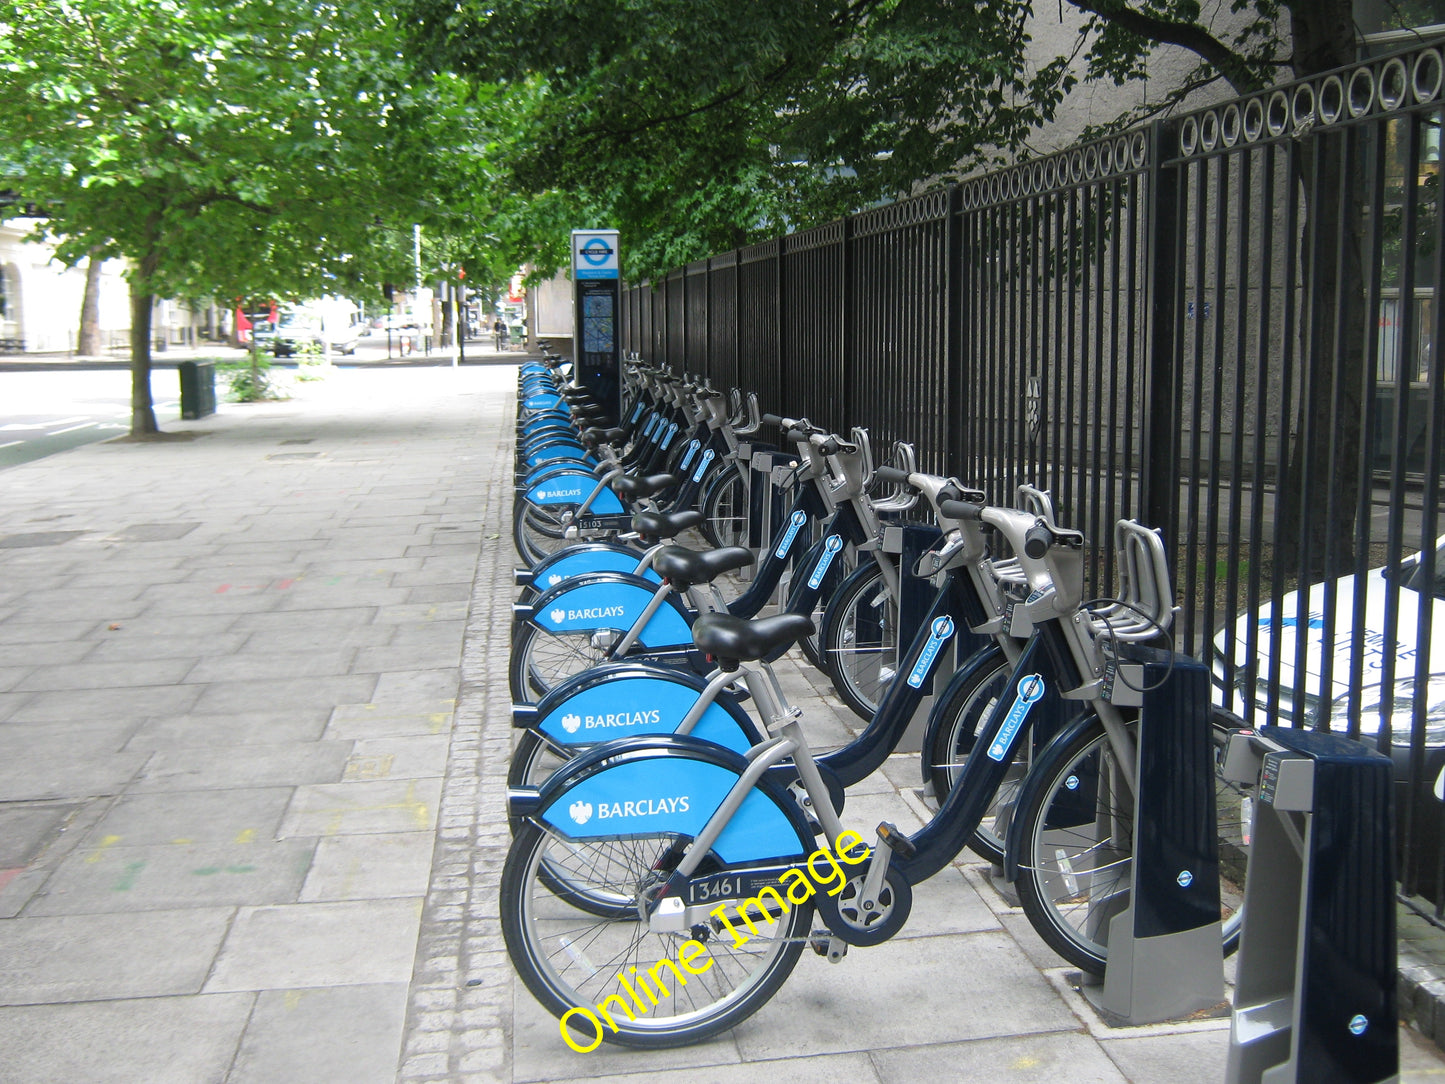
[0,0,482,434]
[410,0,1083,278]
[409,3,1369,280]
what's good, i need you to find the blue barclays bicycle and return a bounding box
[513,388,769,605]
[499,501,1253,1048]
[514,365,743,565]
[505,469,1027,840]
[508,422,914,706]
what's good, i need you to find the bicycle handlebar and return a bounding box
[1023,523,1054,559]
[939,498,984,521]
[873,466,911,486]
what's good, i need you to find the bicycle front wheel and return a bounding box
[501,821,812,1049]
[1012,710,1250,975]
[820,562,898,721]
[699,466,746,549]
[921,649,1014,864]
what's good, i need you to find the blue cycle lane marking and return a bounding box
[986,674,1047,761]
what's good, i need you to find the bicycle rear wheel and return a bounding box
[514,501,576,566]
[501,821,812,1049]
[509,621,616,703]
[1012,710,1250,975]
[921,650,1015,864]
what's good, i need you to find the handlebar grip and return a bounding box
[939,499,983,520]
[873,466,912,486]
[1023,523,1053,560]
[785,428,810,442]
[761,414,784,426]
[819,437,839,456]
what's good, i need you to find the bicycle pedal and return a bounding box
[876,822,917,859]
[809,931,848,963]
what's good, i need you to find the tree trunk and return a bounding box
[77,248,104,356]
[129,279,159,436]
[1276,0,1366,578]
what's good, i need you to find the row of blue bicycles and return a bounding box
[502,349,1253,1049]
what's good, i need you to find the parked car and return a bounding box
[1212,537,1445,771]
[325,323,365,355]
[250,312,320,357]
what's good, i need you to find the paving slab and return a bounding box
[874,1031,1128,1083]
[300,832,436,901]
[187,674,378,714]
[132,741,353,791]
[26,838,316,914]
[9,683,204,722]
[277,777,444,837]
[346,735,451,780]
[0,750,150,801]
[0,908,234,1003]
[124,709,332,750]
[204,896,424,993]
[88,785,296,844]
[0,993,255,1084]
[227,983,412,1084]
[184,648,360,683]
[729,930,1081,1060]
[325,702,456,740]
[0,803,83,866]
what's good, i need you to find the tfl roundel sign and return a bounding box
[572,229,620,280]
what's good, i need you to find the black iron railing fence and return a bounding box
[621,42,1445,913]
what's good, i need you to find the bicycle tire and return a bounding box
[1012,709,1250,975]
[820,561,898,721]
[699,465,746,549]
[921,648,1015,864]
[501,820,812,1049]
[509,621,618,703]
[506,728,645,915]
[514,501,577,566]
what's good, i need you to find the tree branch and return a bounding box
[1066,0,1265,95]
[576,55,796,143]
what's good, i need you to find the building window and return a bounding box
[0,264,17,342]
[1356,1,1445,46]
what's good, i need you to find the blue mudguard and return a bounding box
[525,443,592,469]
[520,460,590,488]
[522,572,693,647]
[524,664,762,755]
[518,737,812,865]
[526,543,659,591]
[521,471,625,515]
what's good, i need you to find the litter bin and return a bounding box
[177,360,216,419]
